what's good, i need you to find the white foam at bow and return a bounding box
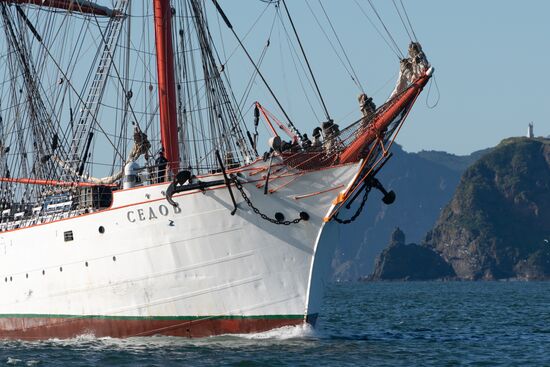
[236,324,316,340]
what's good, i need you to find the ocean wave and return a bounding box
[231,323,317,340]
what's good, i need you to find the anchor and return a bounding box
[344,153,396,210]
[369,177,396,205]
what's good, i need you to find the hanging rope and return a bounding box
[316,0,364,92]
[426,76,440,109]
[216,1,275,70]
[353,0,402,60]
[400,0,418,42]
[237,8,278,111]
[276,10,323,122]
[366,0,404,59]
[281,0,331,122]
[391,0,413,42]
[211,0,304,141]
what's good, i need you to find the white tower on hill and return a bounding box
[527,122,534,138]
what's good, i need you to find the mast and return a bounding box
[153,0,179,176]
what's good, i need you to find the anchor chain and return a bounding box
[232,177,305,225]
[333,186,371,224]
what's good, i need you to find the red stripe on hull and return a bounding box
[0,316,312,340]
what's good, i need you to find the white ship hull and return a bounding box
[0,160,359,339]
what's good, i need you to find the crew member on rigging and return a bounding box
[390,42,430,99]
[311,127,322,150]
[358,93,376,129]
[156,148,168,183]
[321,120,340,152]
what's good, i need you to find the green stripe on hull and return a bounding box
[0,314,305,321]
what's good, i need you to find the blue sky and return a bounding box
[216,1,550,155]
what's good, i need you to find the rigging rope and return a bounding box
[304,1,361,93]
[215,1,273,66]
[282,27,322,122]
[317,0,364,92]
[353,0,401,60]
[237,5,278,112]
[400,0,418,42]
[3,5,74,188]
[391,0,413,42]
[366,0,404,59]
[425,76,440,109]
[211,0,303,141]
[276,10,322,122]
[90,9,150,153]
[281,0,331,122]
[238,40,270,111]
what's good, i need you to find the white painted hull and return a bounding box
[0,159,360,338]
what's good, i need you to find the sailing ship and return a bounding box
[0,0,432,339]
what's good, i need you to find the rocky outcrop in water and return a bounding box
[424,138,550,280]
[366,228,455,281]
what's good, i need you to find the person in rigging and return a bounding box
[301,134,312,149]
[224,151,239,169]
[311,127,323,150]
[321,120,340,152]
[358,93,376,129]
[408,42,429,76]
[155,148,168,183]
[390,42,430,99]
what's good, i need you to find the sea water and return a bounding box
[1,282,549,366]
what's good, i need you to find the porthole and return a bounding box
[9,276,12,282]
[26,274,28,279]
[112,256,117,262]
[98,226,105,234]
[59,267,63,272]
[42,270,45,275]
[85,261,89,267]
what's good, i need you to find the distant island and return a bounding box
[366,137,550,281]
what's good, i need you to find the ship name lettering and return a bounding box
[126,204,181,223]
[159,204,169,216]
[127,211,136,223]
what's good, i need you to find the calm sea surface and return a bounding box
[1,282,549,366]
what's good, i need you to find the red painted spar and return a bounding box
[339,73,431,164]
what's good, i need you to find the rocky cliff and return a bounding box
[332,144,483,280]
[423,137,550,280]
